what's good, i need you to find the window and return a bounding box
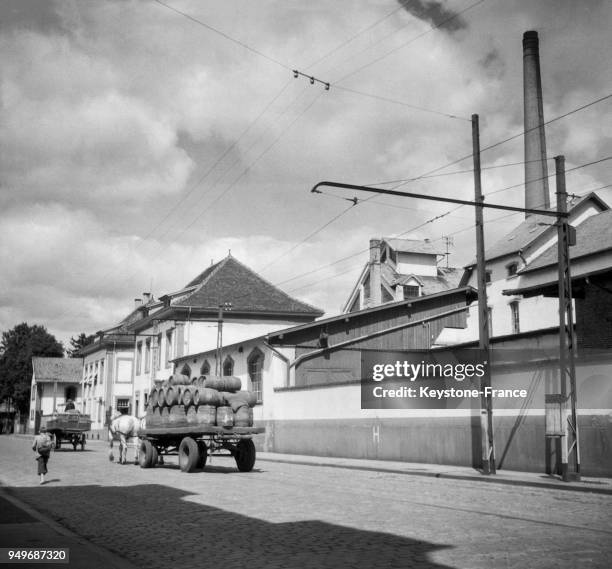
[135,392,140,417]
[136,342,143,375]
[156,333,162,370]
[165,329,173,368]
[99,360,104,385]
[510,301,520,334]
[144,339,151,373]
[180,363,191,378]
[200,360,211,376]
[485,270,492,284]
[507,262,518,277]
[222,355,234,376]
[116,398,130,414]
[403,285,419,299]
[247,349,264,403]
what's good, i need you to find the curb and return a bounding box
[257,456,612,495]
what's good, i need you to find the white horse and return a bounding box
[108,412,143,465]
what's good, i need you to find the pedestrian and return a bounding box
[32,426,53,484]
[64,399,75,411]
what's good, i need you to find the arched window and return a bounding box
[180,363,191,378]
[247,348,264,403]
[222,356,234,377]
[200,360,210,376]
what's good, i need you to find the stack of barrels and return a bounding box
[146,374,257,429]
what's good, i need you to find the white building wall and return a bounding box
[396,252,438,277]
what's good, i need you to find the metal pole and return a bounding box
[472,114,495,474]
[555,155,580,481]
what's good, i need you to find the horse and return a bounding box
[108,412,143,465]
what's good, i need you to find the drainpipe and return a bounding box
[263,341,291,387]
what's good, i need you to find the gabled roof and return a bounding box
[464,192,609,267]
[172,255,323,316]
[383,238,446,255]
[520,209,612,273]
[32,357,82,383]
[395,268,462,295]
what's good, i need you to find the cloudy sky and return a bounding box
[1,0,611,348]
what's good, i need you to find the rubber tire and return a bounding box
[139,439,156,468]
[178,437,199,473]
[235,439,256,472]
[197,441,208,470]
[151,445,158,467]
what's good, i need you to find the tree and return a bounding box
[67,332,96,358]
[0,323,64,415]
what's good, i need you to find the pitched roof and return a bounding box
[383,238,446,255]
[32,357,82,383]
[394,268,463,295]
[465,192,609,266]
[173,255,323,316]
[521,209,612,273]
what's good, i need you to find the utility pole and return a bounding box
[215,302,232,376]
[472,114,495,474]
[555,155,580,481]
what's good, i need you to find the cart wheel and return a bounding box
[139,440,156,468]
[235,439,256,472]
[178,437,199,473]
[197,441,208,470]
[151,445,159,466]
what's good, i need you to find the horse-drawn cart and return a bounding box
[42,411,92,450]
[139,425,264,473]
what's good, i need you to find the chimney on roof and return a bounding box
[523,30,550,217]
[142,292,151,304]
[134,298,143,309]
[368,238,382,307]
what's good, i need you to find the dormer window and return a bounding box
[506,262,518,277]
[403,285,420,299]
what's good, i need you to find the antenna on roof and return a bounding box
[228,249,232,257]
[442,236,454,268]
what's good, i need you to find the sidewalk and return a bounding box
[0,486,137,569]
[257,451,612,494]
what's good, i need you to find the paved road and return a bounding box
[0,436,610,569]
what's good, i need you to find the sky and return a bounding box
[1,0,611,349]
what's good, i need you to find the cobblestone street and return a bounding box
[1,436,611,569]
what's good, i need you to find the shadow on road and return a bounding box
[5,484,454,569]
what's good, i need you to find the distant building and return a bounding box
[127,254,323,418]
[29,357,83,433]
[453,193,608,343]
[343,238,461,313]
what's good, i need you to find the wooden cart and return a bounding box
[139,425,264,473]
[42,411,92,451]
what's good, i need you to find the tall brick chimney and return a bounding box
[368,238,382,307]
[523,31,550,217]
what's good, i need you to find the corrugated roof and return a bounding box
[32,357,82,383]
[383,238,446,255]
[175,255,323,315]
[521,209,612,272]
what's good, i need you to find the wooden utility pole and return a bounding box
[472,114,495,474]
[555,155,580,481]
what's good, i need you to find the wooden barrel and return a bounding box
[197,388,221,406]
[204,376,242,392]
[169,405,186,425]
[160,407,170,425]
[234,406,253,427]
[186,406,198,425]
[216,406,234,428]
[157,387,166,407]
[168,373,191,386]
[149,388,159,408]
[181,387,194,407]
[196,405,216,426]
[150,407,162,425]
[224,391,257,411]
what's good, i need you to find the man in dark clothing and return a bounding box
[64,399,75,411]
[32,427,53,484]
